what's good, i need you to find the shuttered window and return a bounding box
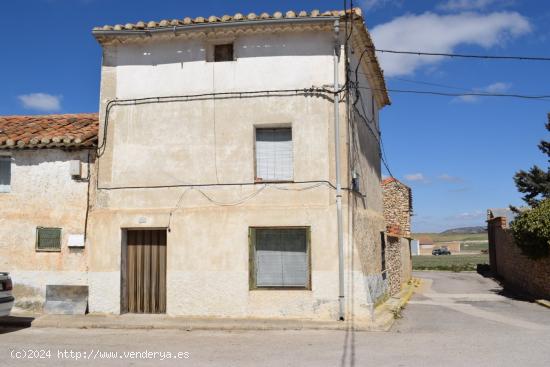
[0,156,11,193]
[250,228,310,289]
[36,227,62,251]
[255,128,293,182]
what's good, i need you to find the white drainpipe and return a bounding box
[333,19,345,321]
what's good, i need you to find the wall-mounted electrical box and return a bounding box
[70,160,81,179]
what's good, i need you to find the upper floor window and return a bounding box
[0,156,11,193]
[255,128,293,182]
[214,44,233,62]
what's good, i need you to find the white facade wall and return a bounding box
[0,149,91,310]
[89,27,385,320]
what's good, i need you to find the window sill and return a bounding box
[254,179,294,184]
[35,249,62,253]
[249,287,311,291]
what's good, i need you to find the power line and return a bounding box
[356,86,550,101]
[386,76,471,92]
[366,46,550,61]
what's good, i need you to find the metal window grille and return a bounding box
[251,228,309,288]
[0,156,11,193]
[36,227,62,251]
[255,128,293,181]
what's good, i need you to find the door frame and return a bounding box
[120,227,168,314]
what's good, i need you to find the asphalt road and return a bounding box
[1,271,549,367]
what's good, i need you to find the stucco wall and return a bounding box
[347,47,387,305]
[0,149,92,310]
[89,29,385,320]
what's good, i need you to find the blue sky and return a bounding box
[2,0,549,232]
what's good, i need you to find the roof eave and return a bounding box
[92,16,340,40]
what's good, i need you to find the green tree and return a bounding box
[510,198,550,259]
[513,114,550,207]
[510,114,550,258]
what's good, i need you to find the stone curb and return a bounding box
[26,315,392,332]
[535,299,550,309]
[1,283,418,333]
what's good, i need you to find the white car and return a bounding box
[0,272,14,317]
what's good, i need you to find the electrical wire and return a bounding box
[365,46,550,61]
[356,85,550,100]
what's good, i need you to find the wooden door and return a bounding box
[126,230,167,313]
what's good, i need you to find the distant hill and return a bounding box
[440,226,487,235]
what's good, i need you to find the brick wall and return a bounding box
[488,217,550,299]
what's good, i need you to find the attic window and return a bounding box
[214,44,233,62]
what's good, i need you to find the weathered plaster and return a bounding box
[87,29,386,320]
[0,149,92,309]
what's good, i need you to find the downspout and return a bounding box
[333,19,345,321]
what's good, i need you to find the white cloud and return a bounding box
[449,210,484,220]
[438,174,464,183]
[360,0,392,10]
[438,0,499,11]
[370,11,531,76]
[404,173,428,182]
[18,93,62,112]
[456,82,511,102]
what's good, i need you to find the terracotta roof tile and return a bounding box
[0,113,98,150]
[93,9,359,32]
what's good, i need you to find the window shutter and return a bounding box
[254,228,308,288]
[255,229,284,286]
[256,128,293,181]
[281,229,308,287]
[0,156,11,193]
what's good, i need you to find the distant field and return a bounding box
[461,241,489,252]
[413,232,488,242]
[412,254,489,272]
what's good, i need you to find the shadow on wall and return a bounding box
[106,32,334,67]
[12,150,88,168]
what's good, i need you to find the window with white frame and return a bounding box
[250,227,310,289]
[0,156,11,193]
[255,128,293,182]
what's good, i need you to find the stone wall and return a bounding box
[386,237,402,296]
[381,178,413,296]
[488,217,550,299]
[381,179,411,237]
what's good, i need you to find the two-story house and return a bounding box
[86,8,391,321]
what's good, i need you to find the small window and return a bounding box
[214,44,233,62]
[0,156,11,193]
[255,128,293,182]
[36,227,62,252]
[381,232,387,279]
[250,227,310,289]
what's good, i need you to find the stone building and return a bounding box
[381,178,413,295]
[0,114,98,310]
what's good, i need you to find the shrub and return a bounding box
[510,199,550,259]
